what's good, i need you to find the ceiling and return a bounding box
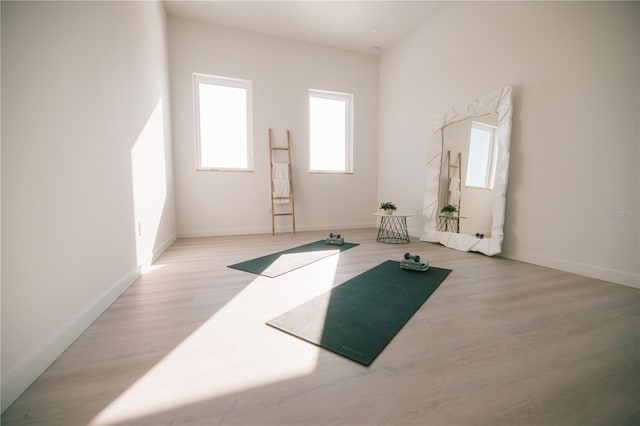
[163,1,448,55]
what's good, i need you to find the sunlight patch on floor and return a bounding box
[90,253,341,424]
[260,249,340,277]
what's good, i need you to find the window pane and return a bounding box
[466,127,491,187]
[194,74,252,170]
[309,96,346,171]
[308,89,353,173]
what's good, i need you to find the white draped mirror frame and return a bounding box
[420,86,513,256]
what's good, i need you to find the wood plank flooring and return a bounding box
[2,229,639,425]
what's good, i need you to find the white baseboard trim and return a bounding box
[137,233,177,266]
[1,267,141,413]
[502,249,640,289]
[295,222,375,233]
[407,227,422,239]
[151,233,177,264]
[136,233,178,267]
[177,222,376,239]
[178,227,269,238]
[1,231,179,413]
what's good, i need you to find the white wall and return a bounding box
[168,17,379,237]
[379,1,639,287]
[1,0,176,411]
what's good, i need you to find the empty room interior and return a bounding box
[1,1,639,425]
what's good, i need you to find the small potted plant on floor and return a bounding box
[440,204,458,216]
[380,201,397,215]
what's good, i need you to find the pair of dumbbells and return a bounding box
[400,252,429,271]
[325,232,345,246]
[475,233,485,239]
[404,252,421,263]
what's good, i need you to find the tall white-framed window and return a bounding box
[193,73,253,171]
[308,89,353,173]
[465,121,498,189]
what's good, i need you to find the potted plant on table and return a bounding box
[440,204,458,216]
[379,201,397,215]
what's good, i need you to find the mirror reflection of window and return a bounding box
[465,122,497,189]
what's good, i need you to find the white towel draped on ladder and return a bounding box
[272,163,290,203]
[449,190,461,206]
[449,177,461,191]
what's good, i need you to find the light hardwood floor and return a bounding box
[3,229,639,426]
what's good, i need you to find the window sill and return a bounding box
[197,167,255,173]
[309,170,354,175]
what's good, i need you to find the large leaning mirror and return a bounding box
[420,86,513,256]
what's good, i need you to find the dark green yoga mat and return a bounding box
[228,240,359,278]
[267,260,451,366]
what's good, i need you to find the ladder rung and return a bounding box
[274,213,293,216]
[272,147,289,151]
[273,197,290,200]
